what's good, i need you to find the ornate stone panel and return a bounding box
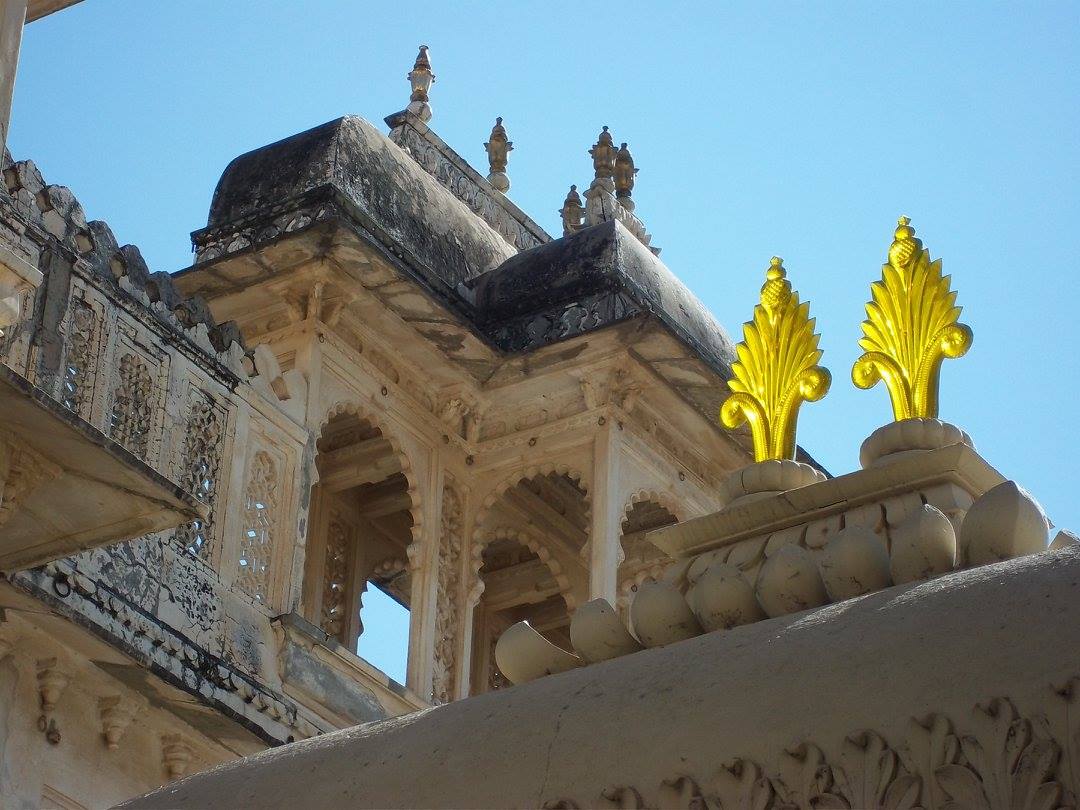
[320,517,352,643]
[237,451,277,603]
[174,387,227,561]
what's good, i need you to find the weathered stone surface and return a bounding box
[123,547,1080,810]
[193,115,517,289]
[467,219,736,378]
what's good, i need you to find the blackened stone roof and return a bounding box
[468,219,736,378]
[197,115,517,289]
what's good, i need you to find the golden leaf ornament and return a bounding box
[852,217,973,420]
[721,257,832,462]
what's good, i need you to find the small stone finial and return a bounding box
[589,126,617,186]
[406,45,435,122]
[614,142,638,210]
[559,185,584,236]
[484,117,513,193]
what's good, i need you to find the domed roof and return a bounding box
[197,115,516,288]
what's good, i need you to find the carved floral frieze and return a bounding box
[543,692,1074,809]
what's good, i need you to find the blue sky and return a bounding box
[13,2,1079,680]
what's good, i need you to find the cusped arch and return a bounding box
[617,489,684,609]
[471,462,591,543]
[318,400,424,558]
[467,526,576,612]
[622,488,686,525]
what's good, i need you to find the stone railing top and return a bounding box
[385,111,551,251]
[647,441,1004,560]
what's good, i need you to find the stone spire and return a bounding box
[406,45,435,122]
[614,142,637,211]
[484,117,513,193]
[559,185,584,236]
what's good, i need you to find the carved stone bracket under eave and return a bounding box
[0,365,205,570]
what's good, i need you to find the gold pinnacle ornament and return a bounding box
[852,217,973,421]
[720,257,832,461]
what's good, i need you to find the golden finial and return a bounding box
[589,126,617,183]
[720,257,832,462]
[614,142,637,210]
[407,45,435,122]
[559,185,584,235]
[484,117,513,193]
[852,217,973,420]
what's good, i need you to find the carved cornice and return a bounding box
[10,564,326,746]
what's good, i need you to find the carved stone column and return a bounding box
[404,448,441,698]
[589,421,622,603]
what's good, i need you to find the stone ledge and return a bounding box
[648,442,1004,559]
[121,547,1080,808]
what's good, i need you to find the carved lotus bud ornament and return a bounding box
[963,481,1049,566]
[629,580,702,648]
[889,503,957,584]
[819,527,891,602]
[686,563,764,632]
[754,545,828,618]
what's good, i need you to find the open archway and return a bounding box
[468,470,590,694]
[301,406,419,681]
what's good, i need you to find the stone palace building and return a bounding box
[2,4,1079,809]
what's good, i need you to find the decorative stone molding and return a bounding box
[160,734,195,781]
[719,459,826,508]
[98,694,141,750]
[0,241,42,331]
[861,418,973,468]
[542,693,1070,809]
[12,565,327,746]
[467,526,574,610]
[35,656,69,714]
[0,427,62,527]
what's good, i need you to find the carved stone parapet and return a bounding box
[719,459,826,508]
[860,417,973,468]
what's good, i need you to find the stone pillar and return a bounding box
[404,448,441,699]
[589,421,622,603]
[0,0,27,156]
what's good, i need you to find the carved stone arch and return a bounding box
[471,461,591,549]
[319,399,424,557]
[622,488,686,525]
[467,526,577,611]
[617,489,683,609]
